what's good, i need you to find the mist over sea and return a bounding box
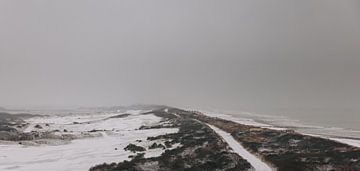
[257,108,358,129]
[209,107,360,139]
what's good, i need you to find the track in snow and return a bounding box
[207,124,273,171]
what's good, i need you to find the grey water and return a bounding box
[227,107,360,139]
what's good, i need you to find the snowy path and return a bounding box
[207,124,273,171]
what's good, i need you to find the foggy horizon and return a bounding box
[1,1,360,116]
[1,2,360,170]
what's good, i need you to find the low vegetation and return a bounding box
[168,108,360,171]
[90,110,252,171]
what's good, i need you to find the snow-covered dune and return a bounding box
[0,111,178,171]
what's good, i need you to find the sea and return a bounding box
[212,108,360,140]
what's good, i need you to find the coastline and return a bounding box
[1,106,360,170]
[198,109,360,148]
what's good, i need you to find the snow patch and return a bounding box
[331,138,360,148]
[207,124,273,171]
[0,111,178,171]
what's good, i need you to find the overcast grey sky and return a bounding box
[1,1,359,113]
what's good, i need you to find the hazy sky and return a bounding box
[1,1,359,113]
